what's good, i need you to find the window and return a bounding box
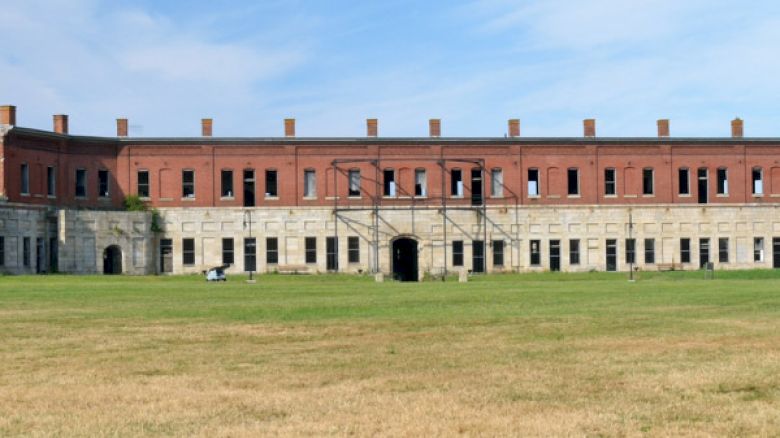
[717,168,728,195]
[23,237,30,267]
[625,238,636,264]
[348,169,361,197]
[718,238,729,263]
[530,240,541,266]
[491,168,503,197]
[452,241,464,266]
[642,168,654,195]
[678,168,690,195]
[98,170,109,197]
[348,236,360,263]
[20,163,29,195]
[473,240,485,273]
[752,167,763,195]
[528,168,539,196]
[266,237,279,264]
[244,238,256,272]
[182,170,195,198]
[305,237,317,263]
[75,169,87,197]
[265,170,278,197]
[47,166,56,197]
[492,240,504,267]
[604,168,616,195]
[754,237,764,262]
[182,238,195,265]
[326,237,338,271]
[304,169,316,198]
[383,169,396,197]
[680,238,691,264]
[699,238,710,268]
[415,169,427,197]
[0,236,4,266]
[221,170,233,197]
[451,169,463,197]
[137,170,149,198]
[222,238,234,265]
[569,239,580,265]
[644,238,655,264]
[567,168,579,196]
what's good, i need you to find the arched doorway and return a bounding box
[392,237,418,282]
[103,245,122,275]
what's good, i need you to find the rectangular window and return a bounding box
[492,240,504,267]
[244,238,256,272]
[717,168,728,195]
[752,168,763,195]
[266,237,278,264]
[569,239,580,265]
[415,169,427,197]
[75,169,87,197]
[137,170,149,198]
[451,169,463,197]
[530,240,541,266]
[383,169,396,197]
[221,170,233,197]
[348,169,361,197]
[47,166,56,197]
[604,168,616,195]
[644,238,655,264]
[0,236,4,266]
[23,237,30,267]
[348,236,360,263]
[625,238,636,264]
[182,170,195,198]
[718,238,729,263]
[699,238,710,268]
[182,238,195,265]
[642,168,654,195]
[304,169,316,198]
[680,238,691,263]
[265,170,278,197]
[326,237,338,271]
[222,238,234,265]
[452,240,464,266]
[20,163,30,195]
[528,168,539,196]
[491,168,503,197]
[679,168,690,195]
[305,237,317,264]
[567,168,579,196]
[472,240,485,273]
[754,237,764,262]
[98,170,109,197]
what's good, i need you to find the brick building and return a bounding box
[1,104,779,279]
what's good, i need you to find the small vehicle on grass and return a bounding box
[205,265,229,281]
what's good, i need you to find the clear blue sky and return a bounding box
[2,0,780,138]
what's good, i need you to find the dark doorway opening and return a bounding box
[244,169,256,207]
[471,168,483,206]
[472,240,485,273]
[326,237,338,271]
[773,238,780,268]
[160,239,173,273]
[697,168,708,204]
[699,238,710,268]
[550,239,561,272]
[49,237,58,273]
[606,239,617,272]
[392,238,418,282]
[103,245,122,274]
[36,237,45,273]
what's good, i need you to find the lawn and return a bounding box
[0,271,778,436]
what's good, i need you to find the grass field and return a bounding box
[1,271,779,436]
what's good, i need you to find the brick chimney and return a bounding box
[657,119,670,138]
[429,119,441,138]
[116,118,128,137]
[201,118,213,137]
[508,119,520,138]
[731,118,743,138]
[53,114,68,134]
[285,118,295,137]
[0,105,16,125]
[583,119,596,137]
[367,118,378,137]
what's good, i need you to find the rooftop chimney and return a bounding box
[657,119,670,138]
[429,119,441,138]
[116,118,128,137]
[583,119,596,137]
[0,105,16,126]
[285,118,295,137]
[53,114,68,134]
[731,118,743,138]
[367,118,378,137]
[201,118,213,137]
[508,119,520,138]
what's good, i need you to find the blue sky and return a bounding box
[2,0,780,137]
